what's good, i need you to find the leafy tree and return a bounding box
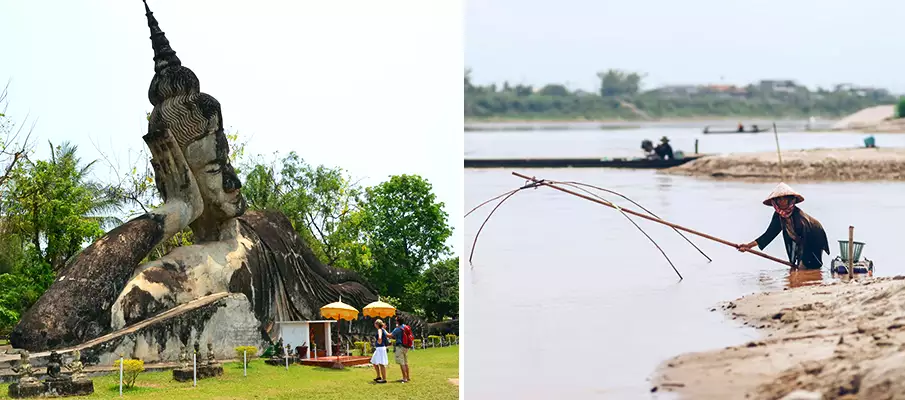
[897,97,905,118]
[403,256,458,321]
[464,68,475,94]
[538,84,570,97]
[241,152,366,269]
[357,175,452,301]
[464,68,898,120]
[0,246,54,334]
[2,141,122,271]
[598,69,643,97]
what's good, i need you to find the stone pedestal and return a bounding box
[68,378,95,396]
[264,358,285,366]
[44,377,95,397]
[172,365,223,382]
[7,381,43,398]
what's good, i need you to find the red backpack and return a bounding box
[400,325,415,348]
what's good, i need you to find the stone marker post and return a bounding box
[119,356,124,396]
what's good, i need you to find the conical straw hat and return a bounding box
[762,182,804,206]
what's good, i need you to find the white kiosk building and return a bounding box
[274,320,338,358]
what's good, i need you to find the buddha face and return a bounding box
[184,131,247,221]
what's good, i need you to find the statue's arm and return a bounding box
[143,128,204,238]
[9,129,203,350]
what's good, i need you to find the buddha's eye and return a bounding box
[206,166,222,174]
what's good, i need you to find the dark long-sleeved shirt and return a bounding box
[755,207,830,269]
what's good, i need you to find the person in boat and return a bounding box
[641,139,658,159]
[653,136,674,160]
[737,183,830,270]
[737,122,744,132]
[751,124,759,132]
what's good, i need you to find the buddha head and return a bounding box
[142,0,247,236]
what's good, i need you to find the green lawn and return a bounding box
[1,346,458,400]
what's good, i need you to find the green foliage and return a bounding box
[235,345,258,361]
[2,142,122,271]
[113,358,145,388]
[403,257,458,321]
[241,152,366,270]
[357,175,452,303]
[0,249,54,333]
[0,140,122,333]
[445,334,457,343]
[597,69,643,97]
[0,346,459,399]
[897,97,905,118]
[413,339,422,349]
[354,341,372,355]
[465,68,898,120]
[427,335,441,347]
[262,345,275,358]
[240,154,454,316]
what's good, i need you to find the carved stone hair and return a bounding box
[143,0,223,150]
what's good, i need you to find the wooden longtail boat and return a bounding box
[463,154,706,169]
[702,127,770,134]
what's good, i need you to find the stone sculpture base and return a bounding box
[44,377,95,397]
[7,377,94,398]
[172,365,223,382]
[264,358,288,366]
[7,381,43,398]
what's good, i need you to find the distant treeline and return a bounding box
[464,68,899,121]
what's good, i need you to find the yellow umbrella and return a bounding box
[363,297,396,319]
[320,296,359,362]
[320,299,359,321]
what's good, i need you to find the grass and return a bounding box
[0,346,458,400]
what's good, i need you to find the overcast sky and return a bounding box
[466,0,905,93]
[0,0,463,253]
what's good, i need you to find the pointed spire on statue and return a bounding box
[142,0,181,73]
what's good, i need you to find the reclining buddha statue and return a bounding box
[10,1,420,355]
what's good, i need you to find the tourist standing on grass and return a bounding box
[389,317,414,383]
[370,319,390,383]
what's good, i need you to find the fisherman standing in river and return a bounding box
[737,183,829,270]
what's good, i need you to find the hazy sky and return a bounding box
[0,1,462,252]
[466,0,905,93]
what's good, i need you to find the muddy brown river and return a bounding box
[464,122,905,399]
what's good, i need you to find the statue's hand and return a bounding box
[143,128,204,235]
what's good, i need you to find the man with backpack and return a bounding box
[390,316,414,383]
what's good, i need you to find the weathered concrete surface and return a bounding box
[2,292,263,374]
[84,293,262,366]
[427,320,459,336]
[663,147,905,181]
[172,364,222,382]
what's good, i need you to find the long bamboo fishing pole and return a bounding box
[512,172,795,268]
[773,123,785,181]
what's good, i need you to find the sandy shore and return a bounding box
[663,148,905,182]
[652,275,905,399]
